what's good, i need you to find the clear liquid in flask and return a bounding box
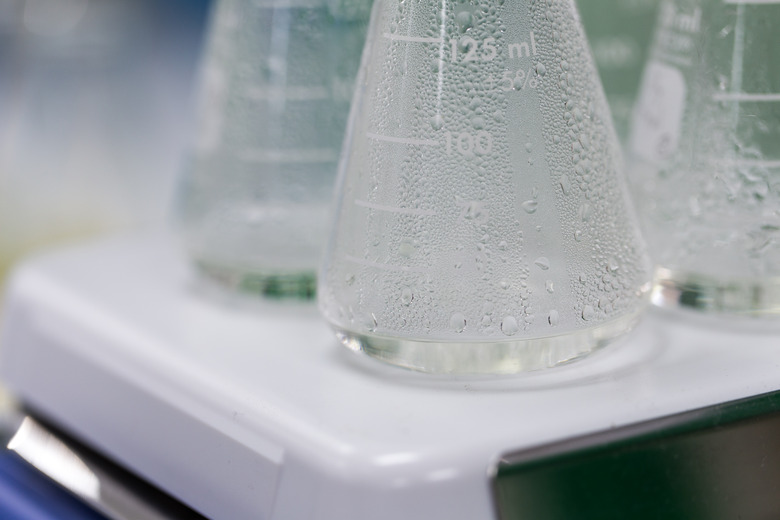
[629,0,780,317]
[319,0,652,374]
[177,0,372,299]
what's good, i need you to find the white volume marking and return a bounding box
[344,255,429,273]
[712,92,780,102]
[716,158,780,168]
[724,0,780,4]
[383,33,443,43]
[354,200,436,216]
[366,133,439,146]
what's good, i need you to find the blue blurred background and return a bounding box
[0,0,211,289]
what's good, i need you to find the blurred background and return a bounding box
[0,0,212,415]
[0,0,211,296]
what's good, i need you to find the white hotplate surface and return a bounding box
[1,234,779,520]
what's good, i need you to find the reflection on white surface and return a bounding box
[374,452,420,467]
[7,416,100,501]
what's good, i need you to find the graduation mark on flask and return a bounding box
[343,255,431,273]
[712,92,780,102]
[354,200,437,216]
[723,0,780,4]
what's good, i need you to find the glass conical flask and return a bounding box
[319,0,652,374]
[629,0,780,316]
[176,0,372,299]
[578,0,660,143]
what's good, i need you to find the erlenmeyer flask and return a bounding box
[319,0,652,374]
[629,0,780,316]
[578,0,660,143]
[176,0,372,299]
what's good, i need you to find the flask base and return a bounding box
[652,266,780,318]
[194,260,316,300]
[332,311,643,375]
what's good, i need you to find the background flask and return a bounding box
[629,0,780,316]
[578,0,660,143]
[176,0,372,299]
[319,0,652,374]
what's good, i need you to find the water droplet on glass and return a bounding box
[456,11,473,31]
[399,238,416,257]
[535,257,550,270]
[430,114,444,130]
[535,62,546,77]
[546,280,554,293]
[464,201,484,220]
[582,305,595,321]
[578,202,592,221]
[560,175,571,195]
[522,200,538,214]
[450,312,467,333]
[548,310,559,326]
[362,313,378,332]
[501,316,519,336]
[401,287,413,306]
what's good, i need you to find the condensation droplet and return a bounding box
[362,313,378,332]
[456,10,473,31]
[522,200,538,213]
[401,287,413,306]
[582,305,595,321]
[578,202,592,221]
[501,316,519,336]
[450,312,467,333]
[535,257,550,270]
[560,175,571,195]
[548,310,559,326]
[546,280,554,293]
[399,238,416,257]
[430,114,444,130]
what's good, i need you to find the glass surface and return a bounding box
[578,0,660,143]
[629,0,780,317]
[319,0,652,374]
[177,0,372,299]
